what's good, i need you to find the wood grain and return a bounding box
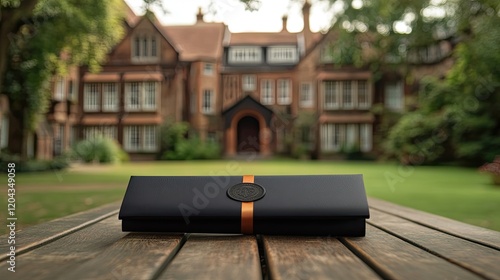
[263,236,381,280]
[0,201,120,262]
[158,235,262,280]
[342,224,481,280]
[368,209,500,280]
[54,233,185,280]
[369,197,500,250]
[0,215,126,280]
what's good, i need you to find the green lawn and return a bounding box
[1,160,499,234]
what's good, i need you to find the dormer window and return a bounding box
[228,47,262,64]
[132,34,159,63]
[267,46,298,64]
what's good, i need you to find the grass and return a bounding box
[0,160,499,234]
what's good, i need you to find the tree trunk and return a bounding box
[0,0,39,93]
[7,108,24,156]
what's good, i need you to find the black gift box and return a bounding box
[119,175,370,236]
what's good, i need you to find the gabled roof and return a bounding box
[222,95,274,128]
[146,15,181,53]
[107,14,180,59]
[294,28,337,65]
[123,1,140,28]
[228,32,298,46]
[162,22,227,61]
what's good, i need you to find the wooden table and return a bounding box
[1,198,499,280]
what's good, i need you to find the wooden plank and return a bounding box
[369,197,500,250]
[0,215,126,279]
[341,224,481,280]
[263,236,381,280]
[53,233,185,280]
[368,209,500,280]
[0,201,120,261]
[158,235,262,280]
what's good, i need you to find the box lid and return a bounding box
[119,175,369,221]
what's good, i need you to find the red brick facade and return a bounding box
[5,2,454,160]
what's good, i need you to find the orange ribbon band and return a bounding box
[241,175,254,234]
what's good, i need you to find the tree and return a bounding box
[325,0,451,70]
[331,0,500,164]
[1,0,125,158]
[0,0,39,94]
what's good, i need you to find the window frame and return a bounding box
[131,34,159,63]
[384,81,404,112]
[242,75,256,91]
[267,46,298,64]
[203,63,214,76]
[228,46,262,64]
[123,125,158,152]
[125,82,141,112]
[143,125,157,152]
[143,82,157,111]
[277,79,291,105]
[202,89,214,114]
[299,82,314,108]
[357,80,371,109]
[260,79,275,105]
[342,81,354,109]
[323,81,339,109]
[83,83,100,112]
[102,83,119,112]
[68,80,78,102]
[54,77,65,101]
[124,125,140,152]
[83,126,117,140]
[360,123,373,152]
[124,82,158,112]
[322,123,372,153]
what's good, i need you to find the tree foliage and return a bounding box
[0,0,261,159]
[328,0,500,165]
[380,0,500,165]
[159,121,221,160]
[327,0,447,68]
[1,0,125,157]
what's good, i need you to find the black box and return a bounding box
[119,175,369,236]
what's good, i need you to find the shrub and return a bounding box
[0,152,70,173]
[159,121,189,154]
[72,137,127,164]
[383,112,453,165]
[162,136,221,160]
[341,144,366,161]
[159,121,221,160]
[291,143,308,159]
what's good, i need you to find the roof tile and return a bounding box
[228,32,298,46]
[162,23,227,61]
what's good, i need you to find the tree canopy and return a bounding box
[1,0,125,157]
[330,0,500,165]
[327,0,499,70]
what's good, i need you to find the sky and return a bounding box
[124,0,337,33]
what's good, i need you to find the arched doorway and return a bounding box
[237,116,260,153]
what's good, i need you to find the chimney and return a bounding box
[302,0,313,50]
[281,15,288,32]
[196,7,204,23]
[302,0,311,33]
